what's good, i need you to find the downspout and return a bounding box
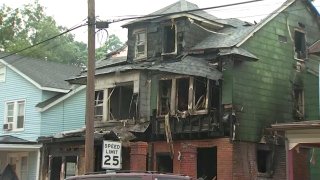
[36,148,41,180]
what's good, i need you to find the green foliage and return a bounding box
[0,1,87,66]
[95,34,124,60]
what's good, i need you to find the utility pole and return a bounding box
[85,0,95,174]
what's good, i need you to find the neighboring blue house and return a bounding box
[0,53,86,180]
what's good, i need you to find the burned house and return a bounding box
[68,0,320,179]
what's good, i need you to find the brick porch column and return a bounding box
[180,143,197,179]
[130,141,148,171]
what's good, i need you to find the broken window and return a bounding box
[134,29,147,59]
[65,156,77,178]
[293,87,304,120]
[194,77,207,111]
[163,25,176,54]
[94,90,104,121]
[159,80,172,115]
[294,30,306,59]
[176,78,189,112]
[257,149,272,174]
[109,83,138,120]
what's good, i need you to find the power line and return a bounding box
[107,0,264,24]
[0,23,87,59]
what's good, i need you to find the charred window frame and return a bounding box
[293,86,304,120]
[158,79,172,115]
[157,76,211,116]
[94,90,104,121]
[176,78,189,112]
[133,29,147,60]
[294,29,307,60]
[257,145,273,177]
[107,82,139,121]
[162,23,177,55]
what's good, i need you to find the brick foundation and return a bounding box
[130,141,148,171]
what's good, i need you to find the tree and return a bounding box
[0,1,87,66]
[95,34,124,60]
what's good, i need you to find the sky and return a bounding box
[1,0,320,46]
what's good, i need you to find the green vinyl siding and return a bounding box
[232,1,320,142]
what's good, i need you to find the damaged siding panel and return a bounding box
[95,71,140,93]
[139,72,150,121]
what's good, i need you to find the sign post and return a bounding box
[102,141,122,170]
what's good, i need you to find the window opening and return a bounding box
[156,153,173,173]
[194,77,207,111]
[65,156,77,178]
[278,35,287,43]
[294,31,306,59]
[163,25,176,54]
[134,30,146,59]
[50,157,62,180]
[94,90,104,121]
[257,149,272,173]
[197,147,217,180]
[293,87,304,120]
[5,100,25,130]
[177,78,189,112]
[109,83,137,120]
[159,80,172,115]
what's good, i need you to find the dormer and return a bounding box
[123,0,229,61]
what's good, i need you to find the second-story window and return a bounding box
[162,25,177,54]
[94,90,104,121]
[134,29,147,59]
[4,100,25,131]
[294,30,306,60]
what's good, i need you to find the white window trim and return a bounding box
[4,99,26,132]
[7,152,29,180]
[0,64,6,82]
[133,28,147,60]
[161,23,178,56]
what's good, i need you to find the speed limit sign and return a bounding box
[102,140,122,169]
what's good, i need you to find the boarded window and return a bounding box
[109,83,138,120]
[294,31,306,59]
[159,80,172,115]
[163,25,176,54]
[177,78,189,111]
[94,90,104,121]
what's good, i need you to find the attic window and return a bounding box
[162,25,177,54]
[294,30,306,60]
[278,35,287,43]
[134,29,147,59]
